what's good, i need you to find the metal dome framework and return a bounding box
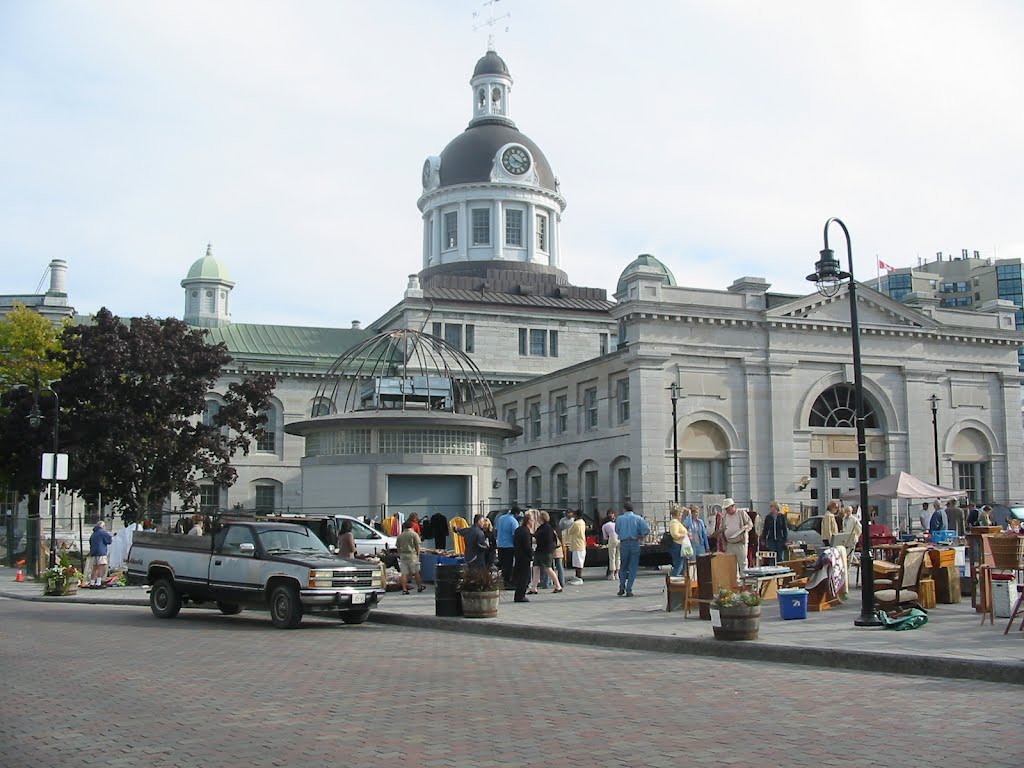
[312,328,498,419]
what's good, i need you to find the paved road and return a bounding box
[1,599,1020,768]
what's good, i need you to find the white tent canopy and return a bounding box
[840,471,961,501]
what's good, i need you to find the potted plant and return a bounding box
[43,552,83,596]
[711,587,762,640]
[457,567,501,618]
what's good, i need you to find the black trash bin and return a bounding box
[435,563,464,617]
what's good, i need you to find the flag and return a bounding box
[877,259,895,272]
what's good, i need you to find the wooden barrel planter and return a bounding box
[712,605,761,640]
[460,590,499,618]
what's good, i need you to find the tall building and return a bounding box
[871,252,1024,369]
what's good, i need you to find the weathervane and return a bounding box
[472,0,511,51]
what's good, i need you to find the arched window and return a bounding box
[550,463,569,510]
[680,421,729,502]
[506,469,518,507]
[254,479,282,513]
[256,405,278,452]
[202,399,221,427]
[952,428,991,501]
[525,466,542,509]
[809,384,879,428]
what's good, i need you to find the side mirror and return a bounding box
[329,544,338,553]
[239,542,255,554]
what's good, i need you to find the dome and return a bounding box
[473,50,509,78]
[185,245,233,283]
[616,254,676,296]
[438,123,557,192]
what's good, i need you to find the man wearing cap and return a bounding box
[495,506,520,589]
[614,502,651,597]
[720,499,752,577]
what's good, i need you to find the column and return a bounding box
[494,201,504,260]
[527,203,537,263]
[458,201,468,262]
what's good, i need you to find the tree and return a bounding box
[57,308,276,523]
[0,302,65,401]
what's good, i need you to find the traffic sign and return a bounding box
[41,453,69,481]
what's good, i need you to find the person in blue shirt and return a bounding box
[88,520,113,588]
[684,505,710,558]
[495,506,520,590]
[614,503,651,597]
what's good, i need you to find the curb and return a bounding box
[0,589,149,607]
[368,611,1024,686]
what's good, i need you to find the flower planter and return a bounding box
[712,604,761,640]
[460,590,499,618]
[44,580,79,596]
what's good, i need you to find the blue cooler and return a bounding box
[777,588,809,620]
[419,553,439,583]
[931,530,955,544]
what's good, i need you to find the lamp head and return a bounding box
[28,404,41,429]
[807,247,847,298]
[669,382,679,401]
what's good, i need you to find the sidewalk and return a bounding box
[2,565,1021,684]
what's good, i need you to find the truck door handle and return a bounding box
[214,560,222,565]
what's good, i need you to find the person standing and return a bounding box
[667,506,690,577]
[967,502,981,528]
[922,501,940,533]
[454,514,490,571]
[530,511,563,593]
[762,501,788,565]
[495,507,519,589]
[395,520,426,594]
[602,511,619,581]
[88,520,113,588]
[551,525,567,591]
[684,506,710,558]
[615,502,651,597]
[746,507,763,568]
[337,519,357,559]
[480,517,497,570]
[946,500,965,537]
[512,510,535,602]
[558,509,575,541]
[821,501,840,545]
[929,503,949,533]
[565,512,588,585]
[720,499,752,577]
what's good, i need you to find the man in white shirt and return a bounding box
[720,499,752,577]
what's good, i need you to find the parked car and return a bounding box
[251,514,397,555]
[788,516,825,551]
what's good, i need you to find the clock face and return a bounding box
[501,146,531,175]
[422,159,433,189]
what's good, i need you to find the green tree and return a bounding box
[57,308,276,523]
[0,302,65,400]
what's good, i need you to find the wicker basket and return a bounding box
[988,535,1024,569]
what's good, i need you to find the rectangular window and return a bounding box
[432,322,443,351]
[518,328,527,356]
[555,395,568,435]
[529,329,546,356]
[444,211,458,249]
[555,472,569,510]
[529,401,541,440]
[536,213,547,251]
[445,323,462,350]
[616,378,630,424]
[465,324,475,353]
[584,387,598,430]
[549,330,558,358]
[508,478,518,507]
[584,470,599,518]
[471,208,490,245]
[256,410,276,452]
[505,209,523,247]
[505,406,518,444]
[955,462,989,502]
[618,467,631,504]
[681,460,729,500]
[255,485,276,512]
[599,333,608,356]
[199,484,219,513]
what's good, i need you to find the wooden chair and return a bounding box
[874,547,927,610]
[755,551,777,566]
[788,547,850,612]
[665,563,698,614]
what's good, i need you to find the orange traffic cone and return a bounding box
[15,559,26,582]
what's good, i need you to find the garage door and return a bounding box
[388,475,469,523]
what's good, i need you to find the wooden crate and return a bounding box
[933,564,962,604]
[917,577,936,609]
[929,548,956,568]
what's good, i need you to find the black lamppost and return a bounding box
[807,217,881,627]
[28,379,60,569]
[669,382,680,503]
[928,394,940,484]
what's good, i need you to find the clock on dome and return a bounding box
[501,145,531,175]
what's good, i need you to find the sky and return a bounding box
[2,1,1022,328]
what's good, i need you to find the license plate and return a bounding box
[351,593,366,605]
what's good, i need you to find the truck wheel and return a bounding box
[340,609,370,625]
[269,584,303,629]
[150,578,182,619]
[217,602,243,615]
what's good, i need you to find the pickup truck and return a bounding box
[126,521,385,628]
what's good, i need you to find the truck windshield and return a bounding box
[258,528,331,556]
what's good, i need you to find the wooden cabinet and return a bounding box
[696,553,737,620]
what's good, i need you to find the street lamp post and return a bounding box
[28,380,60,569]
[928,394,940,485]
[669,383,680,503]
[807,217,881,627]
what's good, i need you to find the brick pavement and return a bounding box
[0,599,1021,768]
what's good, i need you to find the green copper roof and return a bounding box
[616,253,676,295]
[200,322,379,371]
[185,244,233,283]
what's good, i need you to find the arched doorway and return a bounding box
[951,427,991,502]
[680,420,729,505]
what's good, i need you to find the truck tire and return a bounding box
[150,577,182,619]
[269,584,303,629]
[217,602,243,615]
[340,608,370,625]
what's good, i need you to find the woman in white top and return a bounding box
[602,512,619,581]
